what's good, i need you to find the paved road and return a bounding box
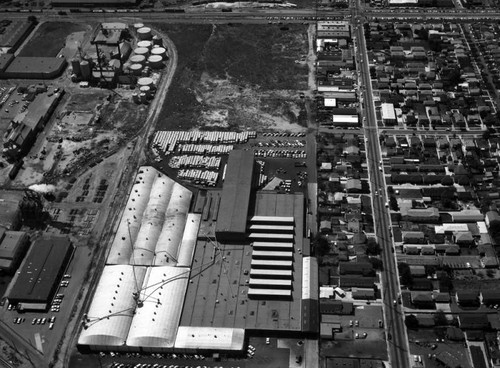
[355,21,410,368]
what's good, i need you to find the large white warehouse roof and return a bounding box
[174,327,245,351]
[107,168,157,264]
[126,266,190,348]
[78,265,147,347]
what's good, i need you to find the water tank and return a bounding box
[132,93,140,103]
[130,55,146,65]
[134,23,144,31]
[139,85,151,98]
[137,77,154,88]
[130,63,143,76]
[80,60,91,81]
[152,35,163,47]
[137,40,152,49]
[147,55,163,69]
[139,92,147,103]
[151,47,167,60]
[134,47,149,57]
[71,59,81,76]
[137,27,152,40]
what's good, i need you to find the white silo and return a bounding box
[137,40,152,49]
[139,85,151,99]
[137,27,152,40]
[130,55,146,65]
[134,23,144,31]
[71,59,81,76]
[147,55,163,69]
[152,35,163,47]
[80,60,91,81]
[151,47,167,60]
[137,77,154,89]
[130,63,143,76]
[133,47,149,58]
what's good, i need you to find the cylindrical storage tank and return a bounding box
[140,85,151,98]
[80,60,91,81]
[137,27,152,40]
[137,40,152,49]
[130,55,146,65]
[139,92,147,103]
[151,47,167,60]
[134,23,144,31]
[132,92,140,103]
[152,35,163,47]
[134,47,149,57]
[130,63,143,76]
[137,77,154,88]
[71,59,81,76]
[147,55,163,69]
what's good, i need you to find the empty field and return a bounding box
[155,23,309,132]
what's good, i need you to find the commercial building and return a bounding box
[3,88,64,159]
[7,236,74,311]
[0,21,35,53]
[381,103,397,125]
[0,229,29,273]
[1,57,67,80]
[0,190,24,230]
[215,150,255,241]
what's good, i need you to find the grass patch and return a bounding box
[18,21,85,57]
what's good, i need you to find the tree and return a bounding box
[399,263,413,287]
[441,176,454,186]
[368,257,383,271]
[366,238,382,255]
[405,315,419,330]
[27,15,38,24]
[314,234,330,257]
[434,310,448,326]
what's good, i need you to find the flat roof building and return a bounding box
[8,236,73,310]
[0,229,29,273]
[381,103,396,124]
[215,150,255,241]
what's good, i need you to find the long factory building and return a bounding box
[79,154,318,354]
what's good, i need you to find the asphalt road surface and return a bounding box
[356,22,410,368]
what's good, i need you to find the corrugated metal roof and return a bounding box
[252,242,294,249]
[78,265,147,347]
[152,184,191,266]
[248,224,294,232]
[248,233,294,240]
[250,269,293,278]
[247,289,292,297]
[250,216,294,223]
[251,259,293,268]
[175,214,201,267]
[126,266,190,348]
[215,150,254,235]
[248,279,292,287]
[174,327,245,351]
[107,168,157,265]
[131,175,175,265]
[302,257,318,300]
[251,251,294,259]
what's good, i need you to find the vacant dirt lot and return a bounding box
[155,23,309,132]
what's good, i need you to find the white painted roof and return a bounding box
[126,266,190,348]
[131,175,174,265]
[152,184,192,266]
[78,265,147,346]
[174,327,245,351]
[107,167,158,265]
[302,257,318,300]
[175,214,201,267]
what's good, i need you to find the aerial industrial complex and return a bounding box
[2,1,500,368]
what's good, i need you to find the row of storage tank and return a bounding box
[130,38,168,75]
[132,77,156,103]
